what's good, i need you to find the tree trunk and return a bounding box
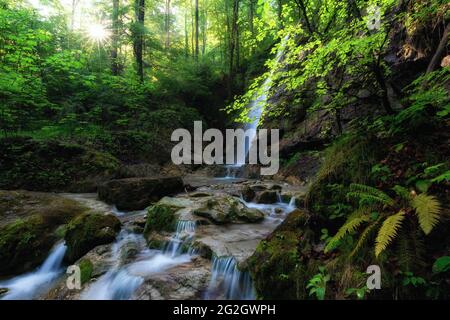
[111,0,120,75]
[426,23,450,73]
[249,0,254,42]
[195,0,199,60]
[277,0,283,28]
[184,9,189,57]
[201,2,207,56]
[165,0,171,50]
[133,0,145,82]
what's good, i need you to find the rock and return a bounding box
[144,203,178,235]
[134,257,211,300]
[285,176,303,186]
[256,190,278,204]
[64,213,121,263]
[269,184,283,191]
[98,176,185,211]
[189,192,212,198]
[249,184,267,191]
[0,191,88,275]
[78,259,94,285]
[241,186,256,202]
[0,215,55,276]
[194,196,264,224]
[247,209,321,299]
[0,288,9,297]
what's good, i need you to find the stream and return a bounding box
[0,181,299,300]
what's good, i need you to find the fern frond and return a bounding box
[375,210,405,257]
[325,209,370,253]
[350,219,379,258]
[412,194,442,235]
[347,183,393,206]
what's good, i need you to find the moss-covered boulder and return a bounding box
[194,195,264,224]
[0,216,56,275]
[98,176,185,211]
[0,190,88,275]
[144,204,178,235]
[0,137,120,192]
[247,209,320,299]
[64,213,121,263]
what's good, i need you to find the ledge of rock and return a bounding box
[97,176,185,211]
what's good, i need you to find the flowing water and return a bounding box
[0,242,67,300]
[205,256,255,300]
[82,220,198,300]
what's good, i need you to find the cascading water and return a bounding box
[164,220,196,257]
[205,256,255,300]
[82,221,198,300]
[0,242,67,300]
[242,35,289,162]
[218,35,289,180]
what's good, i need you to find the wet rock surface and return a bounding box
[98,176,185,211]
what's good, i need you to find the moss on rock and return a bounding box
[247,209,319,299]
[78,259,94,285]
[0,215,55,275]
[64,213,121,263]
[144,204,178,235]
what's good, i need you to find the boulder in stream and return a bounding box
[64,213,121,263]
[98,176,185,211]
[194,195,264,224]
[0,190,88,276]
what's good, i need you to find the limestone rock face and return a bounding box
[97,176,185,211]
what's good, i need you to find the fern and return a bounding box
[412,194,442,235]
[347,183,394,207]
[375,210,406,257]
[350,220,379,258]
[325,208,370,253]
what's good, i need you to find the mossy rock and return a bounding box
[64,213,121,263]
[247,209,317,299]
[144,204,178,235]
[0,215,56,275]
[194,195,264,224]
[0,191,90,276]
[78,259,94,285]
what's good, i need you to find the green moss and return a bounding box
[54,224,67,239]
[247,209,318,300]
[78,259,93,284]
[0,215,55,275]
[144,204,177,235]
[64,213,121,263]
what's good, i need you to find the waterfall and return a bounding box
[205,256,255,300]
[163,220,196,257]
[82,231,145,300]
[82,221,197,300]
[0,242,67,300]
[241,35,290,162]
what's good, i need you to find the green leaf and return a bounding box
[432,256,450,274]
[415,179,431,193]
